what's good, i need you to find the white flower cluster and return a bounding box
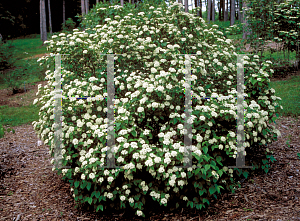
[32,2,283,217]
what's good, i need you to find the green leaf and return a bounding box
[203,146,208,154]
[297,153,300,159]
[209,186,216,195]
[131,129,137,137]
[199,189,205,196]
[202,198,209,205]
[176,202,179,208]
[205,164,210,171]
[218,170,223,177]
[86,182,92,191]
[75,181,80,188]
[80,181,87,189]
[95,191,100,198]
[194,181,199,188]
[88,197,93,205]
[96,205,103,212]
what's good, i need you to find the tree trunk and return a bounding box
[224,0,228,21]
[121,0,124,6]
[81,0,85,16]
[230,0,235,26]
[207,0,211,23]
[195,0,198,15]
[219,0,222,21]
[242,0,250,40]
[212,0,215,22]
[96,0,99,3]
[185,0,188,12]
[239,0,243,22]
[40,0,43,42]
[48,0,52,35]
[41,0,47,45]
[199,0,202,17]
[85,0,89,15]
[63,0,65,25]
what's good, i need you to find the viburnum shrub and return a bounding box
[33,1,282,218]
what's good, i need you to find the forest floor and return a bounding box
[0,71,300,220]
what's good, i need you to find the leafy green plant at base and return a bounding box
[33,1,282,218]
[0,123,15,139]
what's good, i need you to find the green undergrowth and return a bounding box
[269,76,300,118]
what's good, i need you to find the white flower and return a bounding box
[73,138,79,145]
[247,122,254,127]
[120,195,126,201]
[200,116,205,121]
[137,107,144,112]
[89,173,95,179]
[107,176,114,182]
[137,210,143,216]
[177,124,184,130]
[81,174,85,180]
[83,50,88,54]
[107,193,113,199]
[161,198,167,204]
[158,167,165,173]
[181,172,186,178]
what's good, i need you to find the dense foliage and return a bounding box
[243,0,300,60]
[33,1,281,218]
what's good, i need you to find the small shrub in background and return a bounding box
[61,18,77,33]
[0,38,16,71]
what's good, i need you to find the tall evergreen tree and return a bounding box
[40,0,47,44]
[207,0,211,23]
[81,0,85,16]
[212,0,215,21]
[230,0,235,25]
[85,0,89,14]
[63,0,66,25]
[48,0,52,34]
[185,0,188,12]
[224,0,228,21]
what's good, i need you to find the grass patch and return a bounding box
[269,75,300,118]
[6,35,48,65]
[0,35,48,92]
[0,104,42,127]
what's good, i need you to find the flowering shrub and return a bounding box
[33,1,282,218]
[273,0,300,54]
